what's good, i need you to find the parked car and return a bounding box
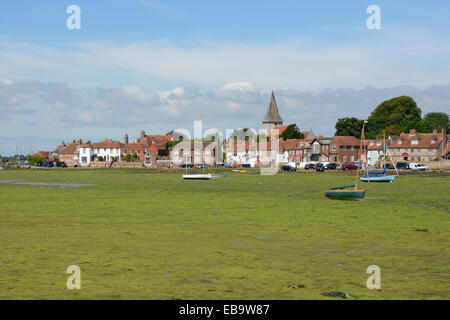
[0,166,4,170]
[42,161,54,168]
[25,162,31,169]
[281,165,296,172]
[56,161,67,168]
[315,163,325,172]
[410,163,429,171]
[324,163,338,170]
[242,163,251,168]
[384,163,395,169]
[304,163,315,170]
[396,162,410,170]
[180,163,194,168]
[224,163,235,168]
[194,164,208,169]
[341,164,358,170]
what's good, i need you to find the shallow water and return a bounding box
[0,179,93,189]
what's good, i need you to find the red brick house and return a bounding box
[122,130,172,162]
[329,136,360,164]
[59,140,82,167]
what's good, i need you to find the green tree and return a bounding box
[279,124,305,140]
[27,155,46,166]
[125,154,132,162]
[422,112,449,132]
[132,153,139,162]
[98,156,104,162]
[367,96,422,137]
[334,117,364,138]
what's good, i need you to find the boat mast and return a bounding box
[356,121,367,190]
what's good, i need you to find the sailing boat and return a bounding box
[360,131,395,183]
[182,155,212,180]
[324,121,367,200]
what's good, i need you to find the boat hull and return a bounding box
[182,174,212,180]
[325,189,365,200]
[360,175,394,183]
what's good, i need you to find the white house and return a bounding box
[78,139,123,165]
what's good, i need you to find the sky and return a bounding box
[1,0,450,155]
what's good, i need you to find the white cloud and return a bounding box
[0,79,449,155]
[1,25,449,89]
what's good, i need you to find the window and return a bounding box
[351,146,355,151]
[411,148,415,152]
[412,139,418,144]
[370,141,374,145]
[432,139,436,143]
[428,148,433,152]
[343,146,347,150]
[343,156,347,162]
[332,156,337,162]
[350,156,354,162]
[332,145,336,151]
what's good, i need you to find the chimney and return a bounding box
[433,129,438,134]
[72,139,76,143]
[140,130,146,141]
[124,134,129,144]
[409,129,417,135]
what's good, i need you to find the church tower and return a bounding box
[262,91,283,131]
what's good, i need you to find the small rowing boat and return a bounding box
[324,184,365,200]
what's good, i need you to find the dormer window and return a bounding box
[432,139,436,143]
[376,142,381,146]
[411,139,418,145]
[398,139,402,144]
[370,141,374,145]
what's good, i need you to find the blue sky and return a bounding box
[1,1,450,154]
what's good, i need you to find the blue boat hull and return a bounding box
[360,175,394,183]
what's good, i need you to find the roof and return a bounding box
[51,143,67,155]
[263,91,283,124]
[34,151,50,158]
[144,134,172,150]
[80,139,122,149]
[331,136,360,146]
[364,139,388,150]
[60,143,80,155]
[388,131,443,149]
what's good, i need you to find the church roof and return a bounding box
[263,91,283,124]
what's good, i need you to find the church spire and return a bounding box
[263,90,283,125]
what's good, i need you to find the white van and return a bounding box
[409,163,429,171]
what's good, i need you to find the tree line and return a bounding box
[335,96,449,139]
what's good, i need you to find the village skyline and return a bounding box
[1,1,450,155]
